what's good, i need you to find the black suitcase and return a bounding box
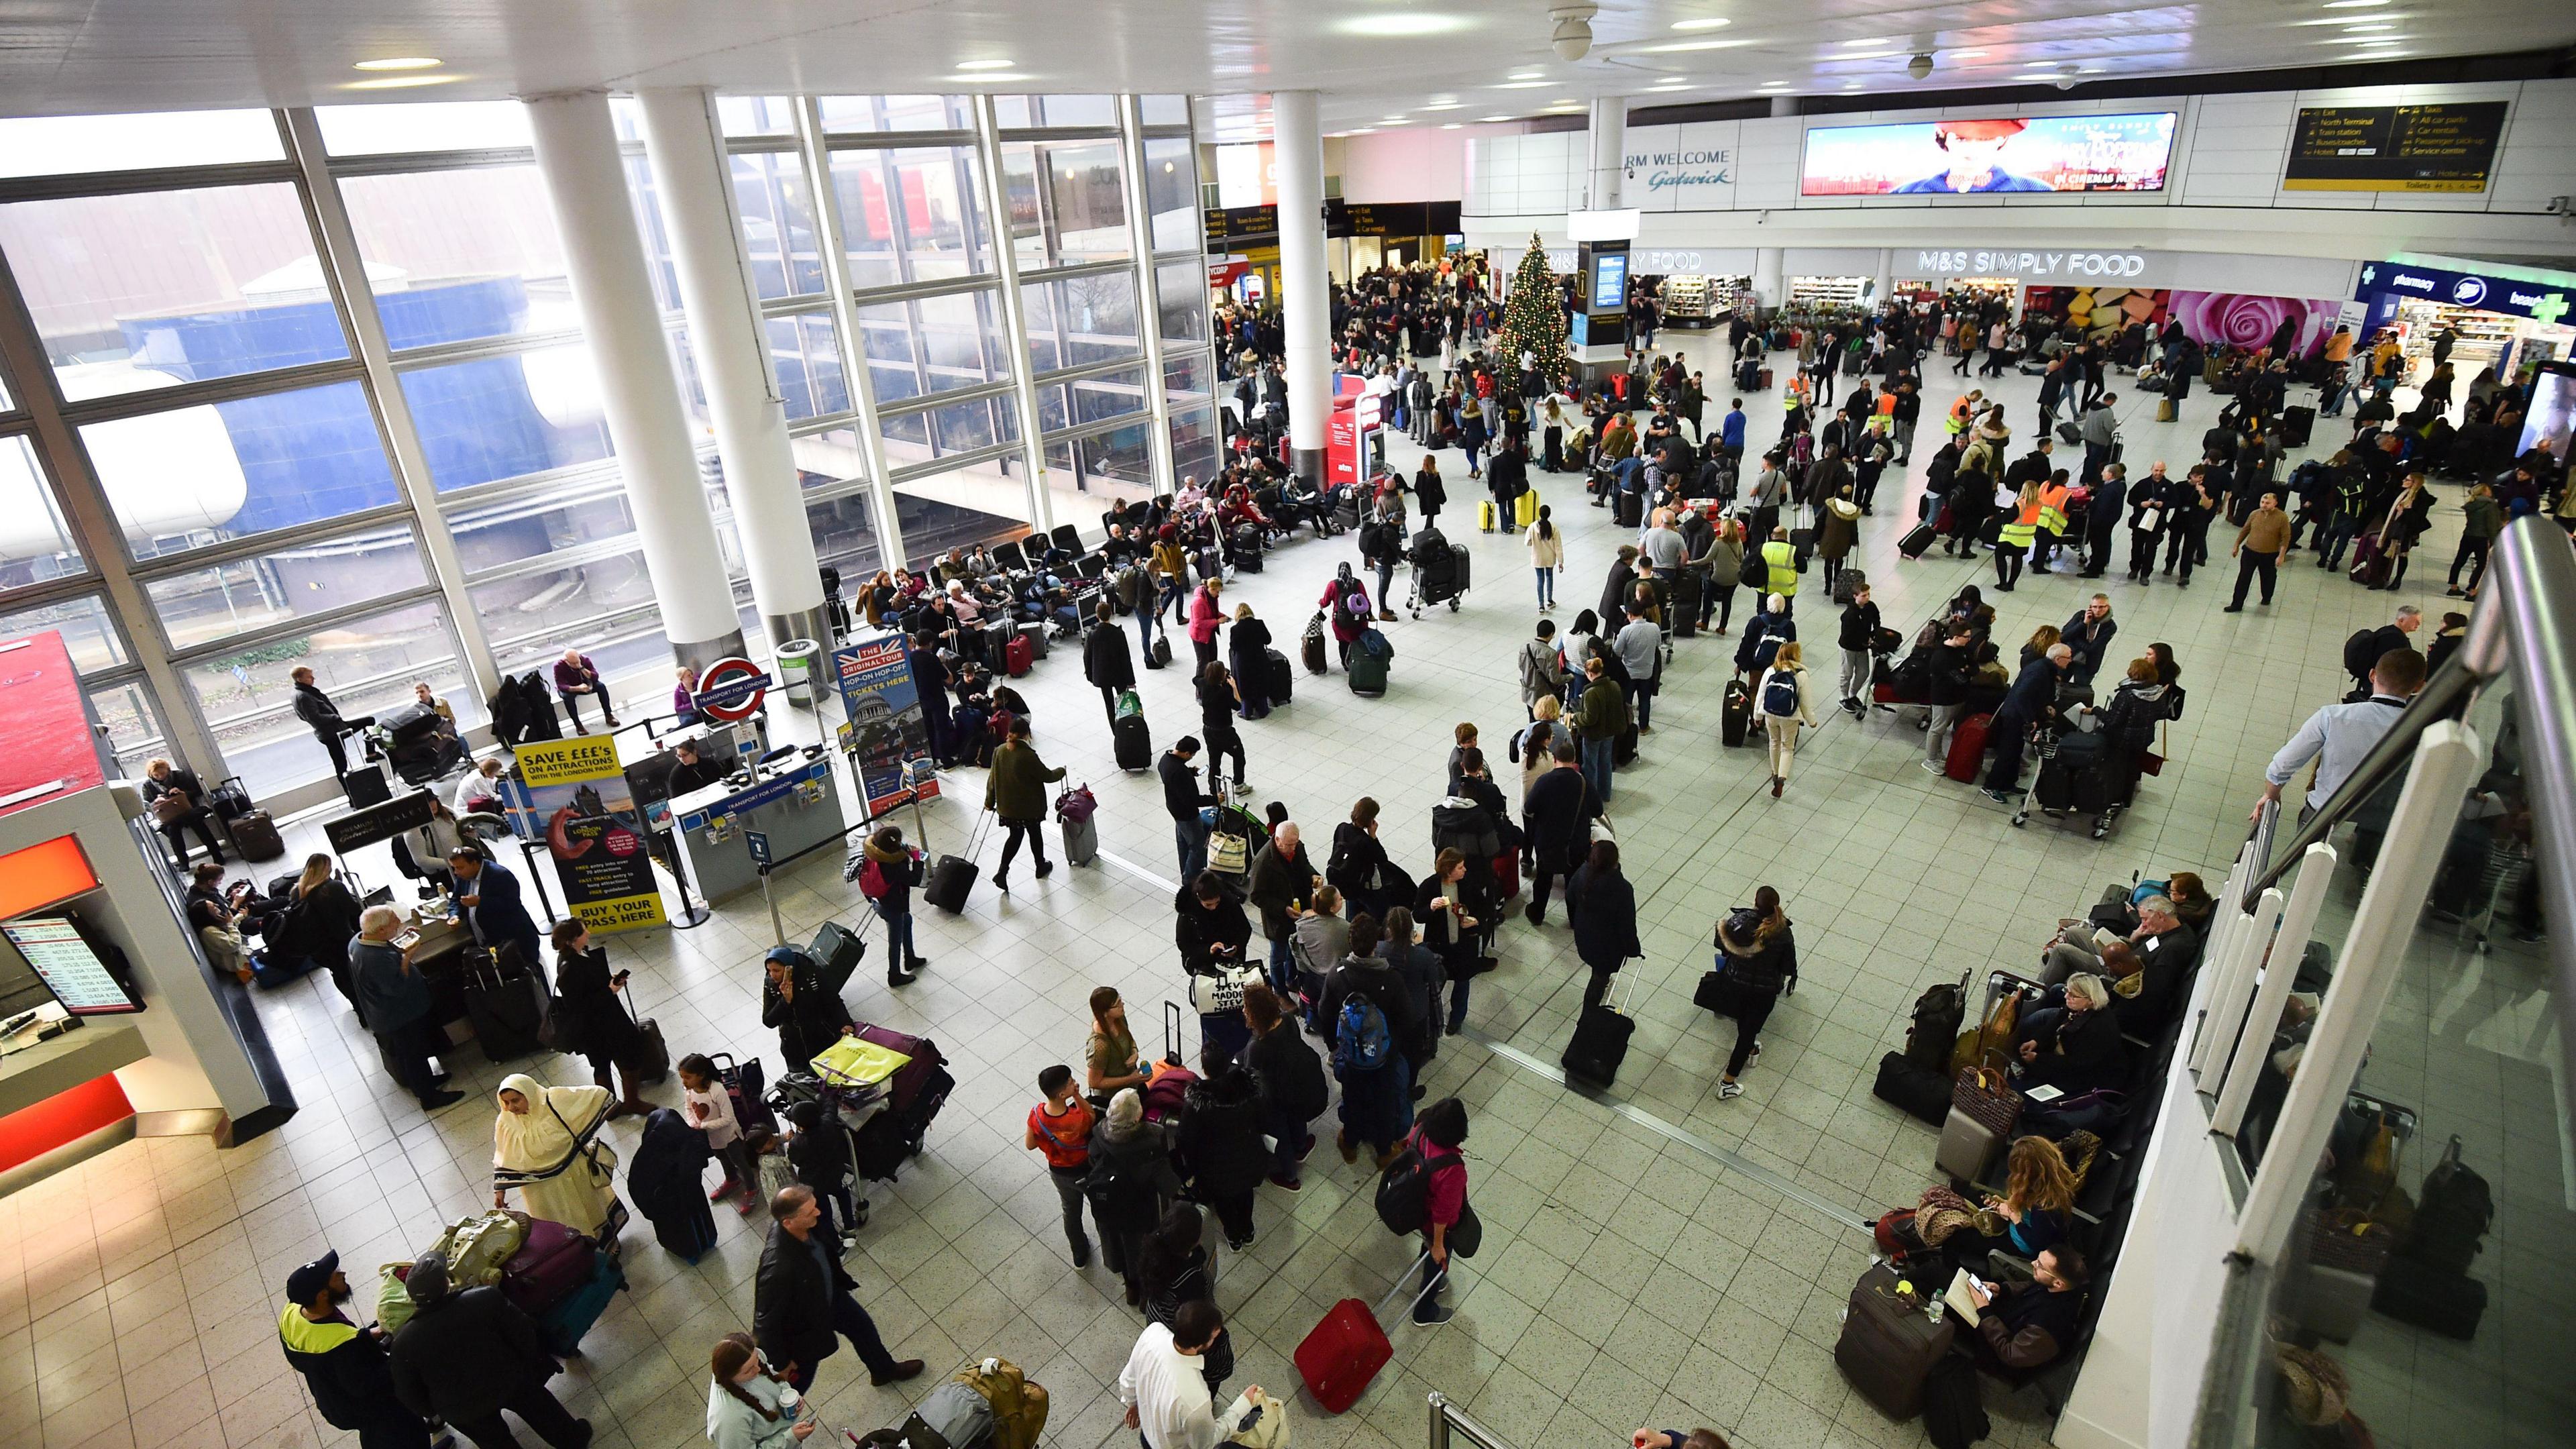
[229,810,286,862]
[2282,404,2316,449]
[466,952,545,1062]
[1114,711,1152,772]
[1899,522,1937,559]
[1301,616,1328,674]
[343,765,393,807]
[1872,1051,1955,1126]
[1265,647,1293,704]
[1348,652,1389,697]
[1615,490,1643,528]
[1614,722,1638,765]
[2369,1256,2485,1340]
[808,922,867,995]
[1148,635,1174,671]
[1235,540,1265,574]
[923,855,978,914]
[1721,679,1754,748]
[209,775,255,821]
[1560,996,1634,1089]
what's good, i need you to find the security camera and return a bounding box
[1551,3,1597,63]
[1908,52,1934,81]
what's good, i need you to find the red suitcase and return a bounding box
[1945,712,1994,783]
[1004,631,1035,677]
[500,1218,598,1314]
[1489,851,1519,902]
[1295,1298,1394,1413]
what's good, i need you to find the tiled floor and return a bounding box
[1,343,2522,1449]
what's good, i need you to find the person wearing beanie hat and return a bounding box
[761,944,855,1067]
[280,1251,451,1449]
[388,1250,592,1449]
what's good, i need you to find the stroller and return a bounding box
[367,702,466,786]
[1403,526,1470,616]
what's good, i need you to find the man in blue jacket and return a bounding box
[447,849,547,991]
[1983,644,2070,802]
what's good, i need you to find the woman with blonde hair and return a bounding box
[2021,623,2062,667]
[490,1073,619,1237]
[1754,641,1819,798]
[1944,1135,2077,1273]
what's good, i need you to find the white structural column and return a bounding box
[1587,97,1624,211]
[525,91,745,665]
[1271,90,1330,484]
[793,97,906,570]
[637,89,828,651]
[1753,248,1783,311]
[1873,248,1895,304]
[969,93,1058,535]
[1114,95,1176,498]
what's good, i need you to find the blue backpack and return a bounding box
[1762,670,1800,718]
[1335,997,1393,1075]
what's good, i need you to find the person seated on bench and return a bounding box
[1964,1246,2090,1372]
[2041,894,2197,985]
[2012,974,2125,1095]
[1942,1137,2074,1275]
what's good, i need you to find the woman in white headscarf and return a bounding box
[491,1073,618,1236]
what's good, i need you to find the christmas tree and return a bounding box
[1494,232,1572,393]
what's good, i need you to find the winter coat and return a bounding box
[1564,863,1640,973]
[389,1287,556,1425]
[984,739,1066,823]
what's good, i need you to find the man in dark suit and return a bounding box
[445,850,546,991]
[753,1184,922,1393]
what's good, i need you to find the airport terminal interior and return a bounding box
[1,6,2574,1449]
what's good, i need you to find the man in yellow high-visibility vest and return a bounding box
[1760,527,1799,614]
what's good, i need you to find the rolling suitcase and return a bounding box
[624,993,671,1084]
[1615,490,1644,528]
[2282,404,2316,449]
[1560,975,1633,1088]
[1515,488,1540,527]
[1057,786,1099,867]
[1834,1264,1957,1420]
[1614,722,1638,766]
[1936,1104,2003,1185]
[809,922,867,996]
[1017,621,1051,661]
[535,1252,626,1356]
[500,1219,598,1315]
[1721,678,1754,748]
[711,1051,777,1138]
[466,951,546,1062]
[1944,712,1993,783]
[1871,1052,1955,1126]
[1294,1253,1444,1413]
[1113,704,1152,773]
[1759,367,1773,389]
[209,775,254,821]
[2369,1256,2485,1340]
[1265,647,1293,704]
[1477,500,1499,533]
[342,764,393,807]
[1899,522,1936,559]
[1301,614,1328,674]
[1347,653,1389,697]
[924,854,979,914]
[1003,631,1035,678]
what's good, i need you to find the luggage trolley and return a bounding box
[1403,527,1469,617]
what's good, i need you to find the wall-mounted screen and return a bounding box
[1590,251,1628,311]
[2522,363,2575,462]
[1801,113,2177,197]
[1,918,139,1015]
[2285,103,2507,194]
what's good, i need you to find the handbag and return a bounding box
[1187,960,1266,1016]
[1208,830,1250,873]
[1951,1066,2024,1137]
[1694,965,1750,1020]
[1448,1199,1483,1259]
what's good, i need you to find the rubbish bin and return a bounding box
[776,639,821,707]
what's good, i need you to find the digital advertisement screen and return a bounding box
[2521,363,2575,462]
[3,918,138,1015]
[1591,251,1628,311]
[1801,113,2176,197]
[2285,103,2507,193]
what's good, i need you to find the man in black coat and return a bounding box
[2079,462,2127,578]
[1519,740,1603,926]
[1982,645,2069,801]
[753,1185,924,1393]
[387,1252,588,1449]
[292,666,374,781]
[1082,597,1136,725]
[279,1252,444,1449]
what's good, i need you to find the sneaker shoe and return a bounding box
[1981,788,2018,804]
[869,1360,926,1388]
[888,969,917,987]
[711,1179,739,1202]
[1411,1301,1456,1326]
[1921,760,1944,775]
[1748,1041,1762,1062]
[1268,1173,1303,1192]
[1716,1081,1744,1100]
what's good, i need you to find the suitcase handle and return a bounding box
[1164,1000,1185,1065]
[1371,1250,1450,1321]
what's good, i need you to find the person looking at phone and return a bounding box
[1118,1299,1263,1449]
[550,920,653,1120]
[1964,1246,2090,1369]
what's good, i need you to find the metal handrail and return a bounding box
[1426,1391,1514,1449]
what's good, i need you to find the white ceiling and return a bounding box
[1,0,2566,136]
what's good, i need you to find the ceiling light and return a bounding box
[1346,127,1375,135]
[1948,49,1990,59]
[2343,21,2396,29]
[1480,114,1510,121]
[1493,80,1552,89]
[1383,114,1407,121]
[1671,16,1731,30]
[342,74,460,90]
[2330,33,2409,41]
[1654,76,1691,85]
[1758,80,1792,89]
[1440,123,1462,129]
[954,58,1013,71]
[1844,36,1892,48]
[2323,0,2392,7]
[1341,13,1473,37]
[352,57,441,72]
[1644,38,1752,52]
[1507,69,1545,80]
[1419,103,1466,110]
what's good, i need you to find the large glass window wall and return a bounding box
[0,92,1206,811]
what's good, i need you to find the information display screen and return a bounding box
[2284,103,2508,193]
[1801,113,2175,196]
[2521,363,2575,462]
[2,918,138,1015]
[1590,251,1628,311]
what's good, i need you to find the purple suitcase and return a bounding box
[500,1218,597,1315]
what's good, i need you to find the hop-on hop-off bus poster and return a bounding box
[500,736,669,932]
[833,634,940,817]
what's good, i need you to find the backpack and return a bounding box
[1334,996,1393,1075]
[857,857,889,900]
[1922,1354,1990,1449]
[954,1359,1050,1449]
[1762,670,1800,718]
[1374,1138,1461,1236]
[2341,628,2379,682]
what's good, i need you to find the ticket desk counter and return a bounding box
[667,753,845,905]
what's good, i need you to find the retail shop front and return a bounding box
[2351,254,2576,384]
[1904,246,2363,360]
[0,631,292,1193]
[1203,199,1464,303]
